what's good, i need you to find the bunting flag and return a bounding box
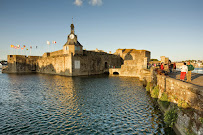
[23,45,26,48]
[47,41,50,45]
[10,45,14,48]
[30,46,32,49]
[17,45,20,48]
[26,49,28,51]
[14,46,17,49]
[21,48,24,50]
[52,41,56,44]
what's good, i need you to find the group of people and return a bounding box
[180,62,194,82]
[152,61,195,82]
[160,62,176,75]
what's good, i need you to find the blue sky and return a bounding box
[0,0,202,61]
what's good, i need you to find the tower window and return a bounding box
[66,46,69,50]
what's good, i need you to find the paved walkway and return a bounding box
[168,71,203,87]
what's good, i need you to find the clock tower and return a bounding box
[63,23,83,55]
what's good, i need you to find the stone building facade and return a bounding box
[3,23,123,76]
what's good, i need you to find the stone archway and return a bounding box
[124,54,133,60]
[113,72,119,75]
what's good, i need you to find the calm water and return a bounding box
[0,71,175,134]
[177,68,203,74]
[193,68,203,74]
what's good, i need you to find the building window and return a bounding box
[66,46,69,50]
[74,60,80,69]
[75,46,80,51]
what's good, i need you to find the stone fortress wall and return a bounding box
[72,50,122,76]
[142,67,203,135]
[109,49,151,80]
[35,50,123,76]
[4,55,40,73]
[3,50,123,76]
[37,54,72,76]
[157,74,203,135]
[3,48,148,77]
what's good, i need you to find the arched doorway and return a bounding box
[105,62,108,69]
[113,72,119,75]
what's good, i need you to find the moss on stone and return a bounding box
[185,128,196,135]
[159,92,170,109]
[146,82,151,92]
[178,99,190,109]
[151,85,159,99]
[199,117,203,125]
[164,108,178,127]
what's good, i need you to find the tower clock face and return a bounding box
[70,34,75,39]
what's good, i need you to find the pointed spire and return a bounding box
[70,18,75,34]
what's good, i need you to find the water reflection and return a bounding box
[0,73,175,134]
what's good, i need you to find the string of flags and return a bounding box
[10,41,57,55]
[10,41,57,50]
[10,44,38,50]
[46,41,56,45]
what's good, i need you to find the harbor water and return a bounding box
[0,71,175,134]
[193,68,203,74]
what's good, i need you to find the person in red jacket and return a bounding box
[160,63,165,75]
[160,63,164,70]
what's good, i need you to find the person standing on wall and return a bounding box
[160,63,165,74]
[173,62,176,72]
[180,62,188,81]
[169,60,173,73]
[187,62,194,82]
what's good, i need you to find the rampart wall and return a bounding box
[157,75,203,135]
[3,50,123,76]
[72,51,123,76]
[119,60,144,78]
[37,54,72,76]
[3,55,40,73]
[143,68,203,135]
[157,75,202,111]
[111,50,150,80]
[49,50,63,57]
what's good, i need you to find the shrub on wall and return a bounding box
[199,117,203,125]
[159,92,170,109]
[151,85,159,98]
[164,108,178,127]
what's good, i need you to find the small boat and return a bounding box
[0,63,2,69]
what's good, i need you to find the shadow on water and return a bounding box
[0,73,176,134]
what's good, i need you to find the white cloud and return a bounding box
[74,0,83,6]
[89,0,103,6]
